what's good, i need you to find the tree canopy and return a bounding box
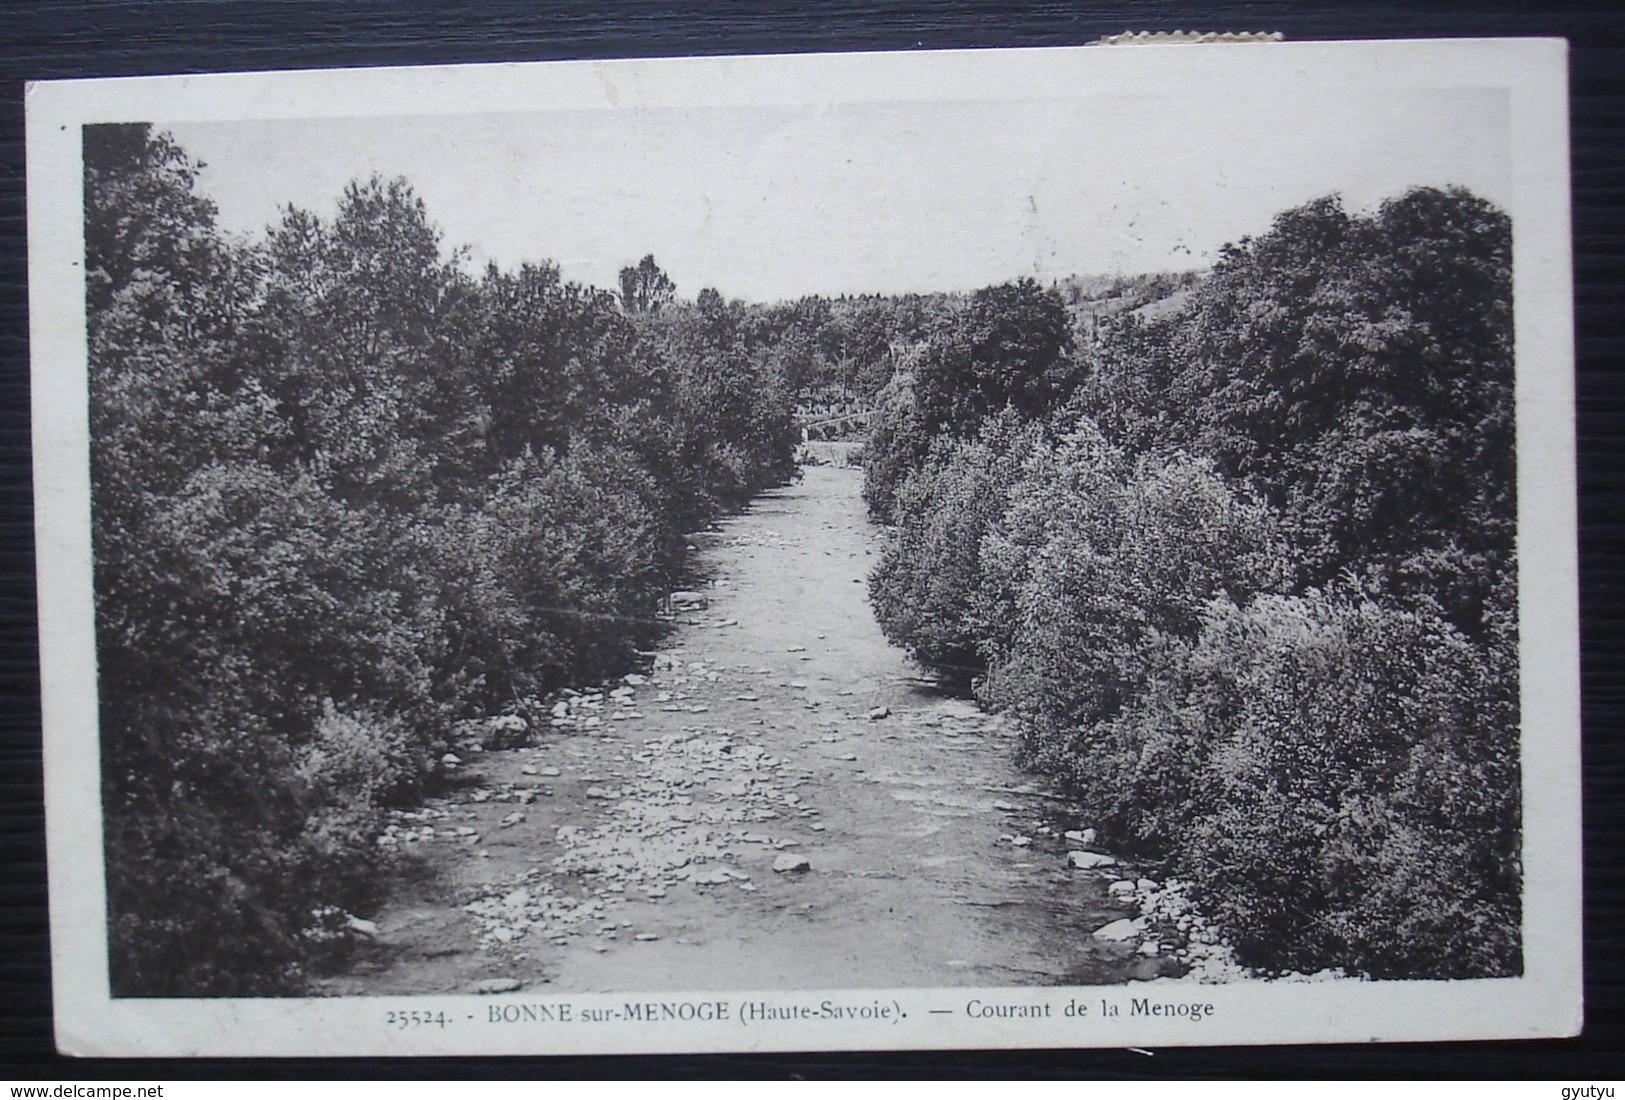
[85,124,799,995]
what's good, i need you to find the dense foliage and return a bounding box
[87,124,798,995]
[88,118,1521,987]
[866,188,1521,978]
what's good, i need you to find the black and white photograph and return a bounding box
[26,38,1580,1056]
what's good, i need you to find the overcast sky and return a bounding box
[163,85,1509,303]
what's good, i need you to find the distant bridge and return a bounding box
[800,409,873,441]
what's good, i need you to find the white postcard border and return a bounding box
[27,38,1580,1057]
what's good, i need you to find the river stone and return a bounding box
[1108,879,1137,897]
[475,977,522,994]
[1093,918,1142,942]
[1068,850,1117,869]
[773,853,811,874]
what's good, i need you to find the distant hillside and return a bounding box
[1057,271,1203,336]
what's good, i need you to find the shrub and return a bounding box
[1170,587,1521,978]
[868,412,1039,676]
[861,369,931,524]
[105,814,304,997]
[975,423,1292,837]
[483,443,668,689]
[296,701,421,810]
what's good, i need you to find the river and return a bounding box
[317,458,1176,995]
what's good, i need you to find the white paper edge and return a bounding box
[25,37,1580,1058]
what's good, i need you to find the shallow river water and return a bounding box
[319,459,1176,995]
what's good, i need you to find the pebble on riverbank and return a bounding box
[453,722,825,956]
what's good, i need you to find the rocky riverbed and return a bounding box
[316,458,1244,996]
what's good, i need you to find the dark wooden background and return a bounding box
[1,0,1620,1080]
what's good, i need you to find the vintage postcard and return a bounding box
[27,38,1579,1056]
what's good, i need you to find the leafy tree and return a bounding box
[860,365,930,523]
[618,253,676,314]
[460,261,640,468]
[1064,311,1191,458]
[1173,586,1520,978]
[864,190,1521,978]
[86,128,801,996]
[914,277,1074,434]
[1175,189,1515,631]
[868,411,1040,677]
[255,176,469,508]
[976,422,1292,836]
[87,123,368,995]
